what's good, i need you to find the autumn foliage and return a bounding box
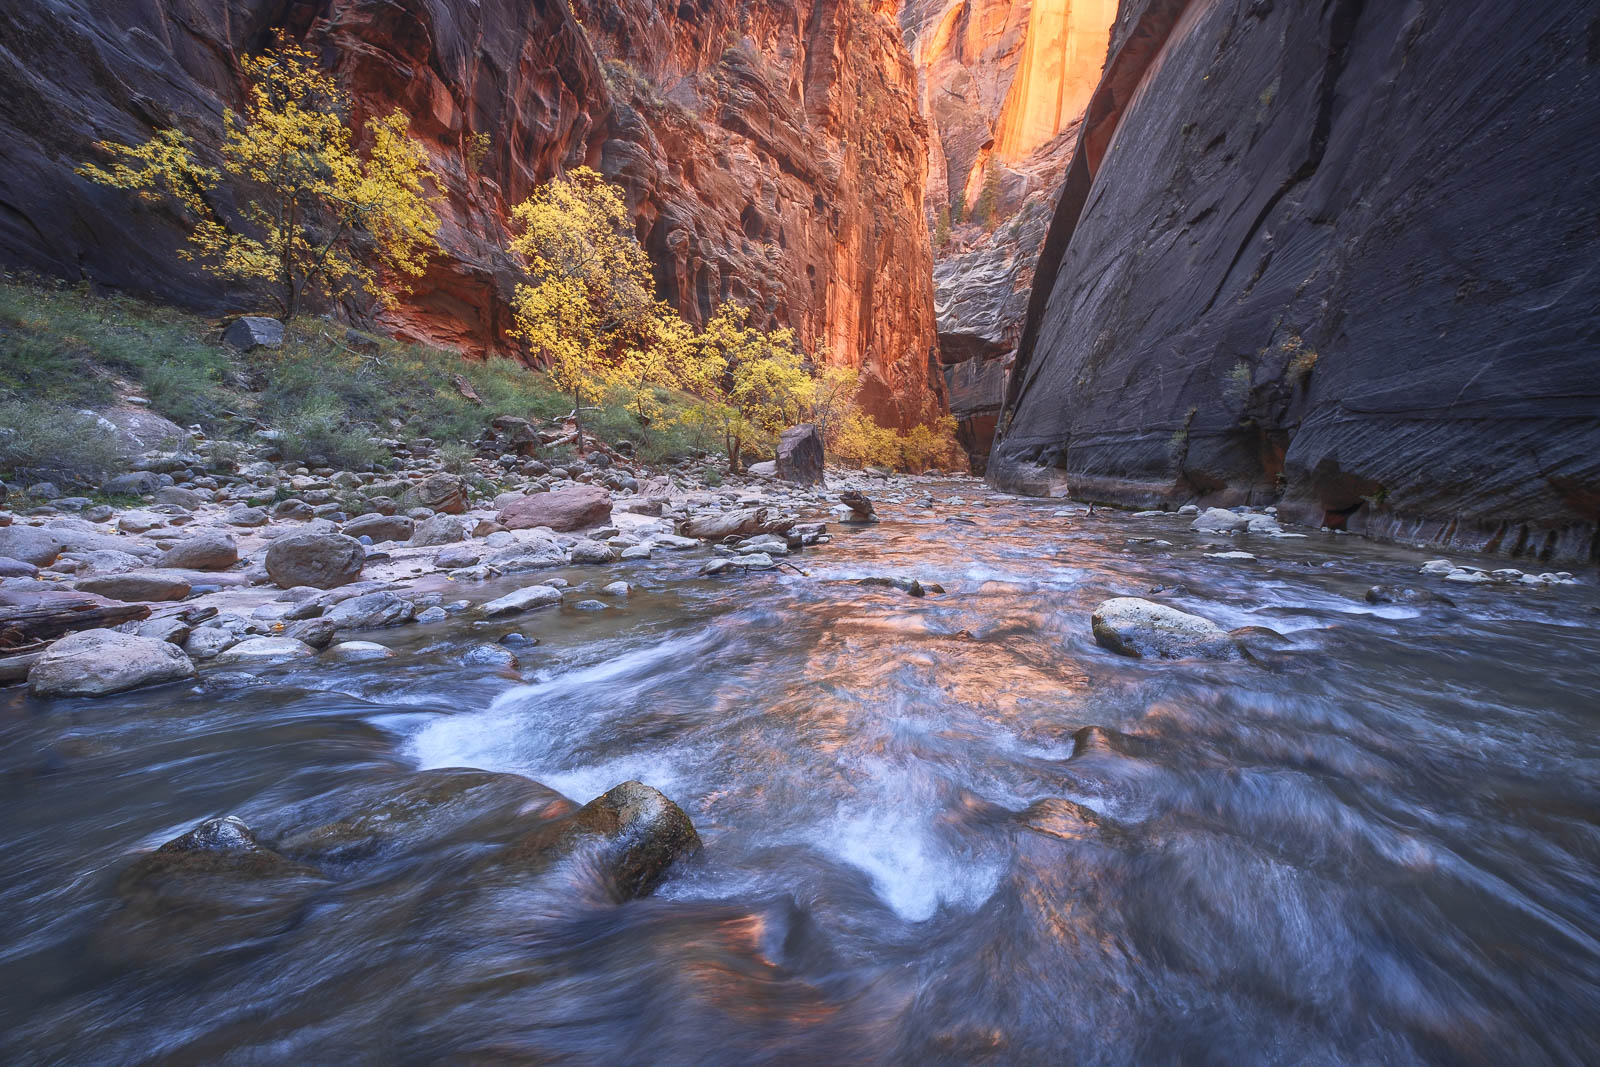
[78,36,441,322]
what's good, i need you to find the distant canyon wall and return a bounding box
[0,0,943,428]
[899,0,1115,468]
[992,0,1600,562]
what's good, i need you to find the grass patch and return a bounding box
[0,277,710,487]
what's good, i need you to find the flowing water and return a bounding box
[3,487,1598,1064]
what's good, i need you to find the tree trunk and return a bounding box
[574,386,586,455]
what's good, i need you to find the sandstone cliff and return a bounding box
[0,0,942,428]
[991,0,1600,562]
[900,0,1114,465]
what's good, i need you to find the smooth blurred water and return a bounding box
[2,489,1597,1064]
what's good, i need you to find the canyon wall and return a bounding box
[899,0,1114,467]
[991,0,1600,562]
[0,0,942,427]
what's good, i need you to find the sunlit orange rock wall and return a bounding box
[0,0,944,429]
[572,0,945,428]
[898,0,1115,466]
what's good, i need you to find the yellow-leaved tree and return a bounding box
[507,167,663,453]
[694,302,813,473]
[78,36,441,322]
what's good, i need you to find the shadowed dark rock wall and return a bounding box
[991,0,1600,562]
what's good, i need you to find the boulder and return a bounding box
[838,490,875,521]
[568,538,615,564]
[0,526,65,566]
[1190,508,1250,533]
[222,316,285,352]
[322,591,415,630]
[73,570,191,602]
[410,514,465,547]
[264,532,364,590]
[213,636,317,666]
[29,628,196,697]
[498,484,612,532]
[679,508,794,540]
[1090,597,1239,661]
[501,781,701,901]
[102,471,163,496]
[153,486,206,510]
[342,513,415,543]
[775,423,824,485]
[0,556,38,578]
[157,530,238,570]
[272,498,315,521]
[326,640,396,662]
[117,511,166,533]
[481,584,563,617]
[400,473,468,515]
[225,506,269,528]
[183,625,241,660]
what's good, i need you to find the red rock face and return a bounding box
[0,0,944,428]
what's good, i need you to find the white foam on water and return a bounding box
[404,630,715,802]
[821,808,999,922]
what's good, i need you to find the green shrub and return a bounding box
[0,400,126,485]
[278,399,384,469]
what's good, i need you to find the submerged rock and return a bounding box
[1090,597,1238,661]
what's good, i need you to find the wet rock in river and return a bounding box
[326,640,395,662]
[213,636,317,666]
[264,531,364,590]
[838,490,875,521]
[1091,597,1239,661]
[322,590,415,631]
[29,628,197,697]
[499,781,701,901]
[481,584,564,617]
[283,617,338,650]
[1190,507,1249,533]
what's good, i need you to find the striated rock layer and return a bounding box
[0,0,943,428]
[991,0,1600,562]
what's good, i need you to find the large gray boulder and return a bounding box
[399,473,468,515]
[74,570,192,602]
[775,423,824,485]
[0,526,64,566]
[214,636,317,666]
[223,316,284,352]
[264,532,364,590]
[158,530,238,570]
[1190,508,1249,534]
[409,513,465,547]
[342,513,415,543]
[498,485,612,532]
[323,591,415,631]
[29,628,197,697]
[1090,598,1238,661]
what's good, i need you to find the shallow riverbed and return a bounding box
[3,487,1598,1064]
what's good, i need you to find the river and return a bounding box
[3,485,1598,1064]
